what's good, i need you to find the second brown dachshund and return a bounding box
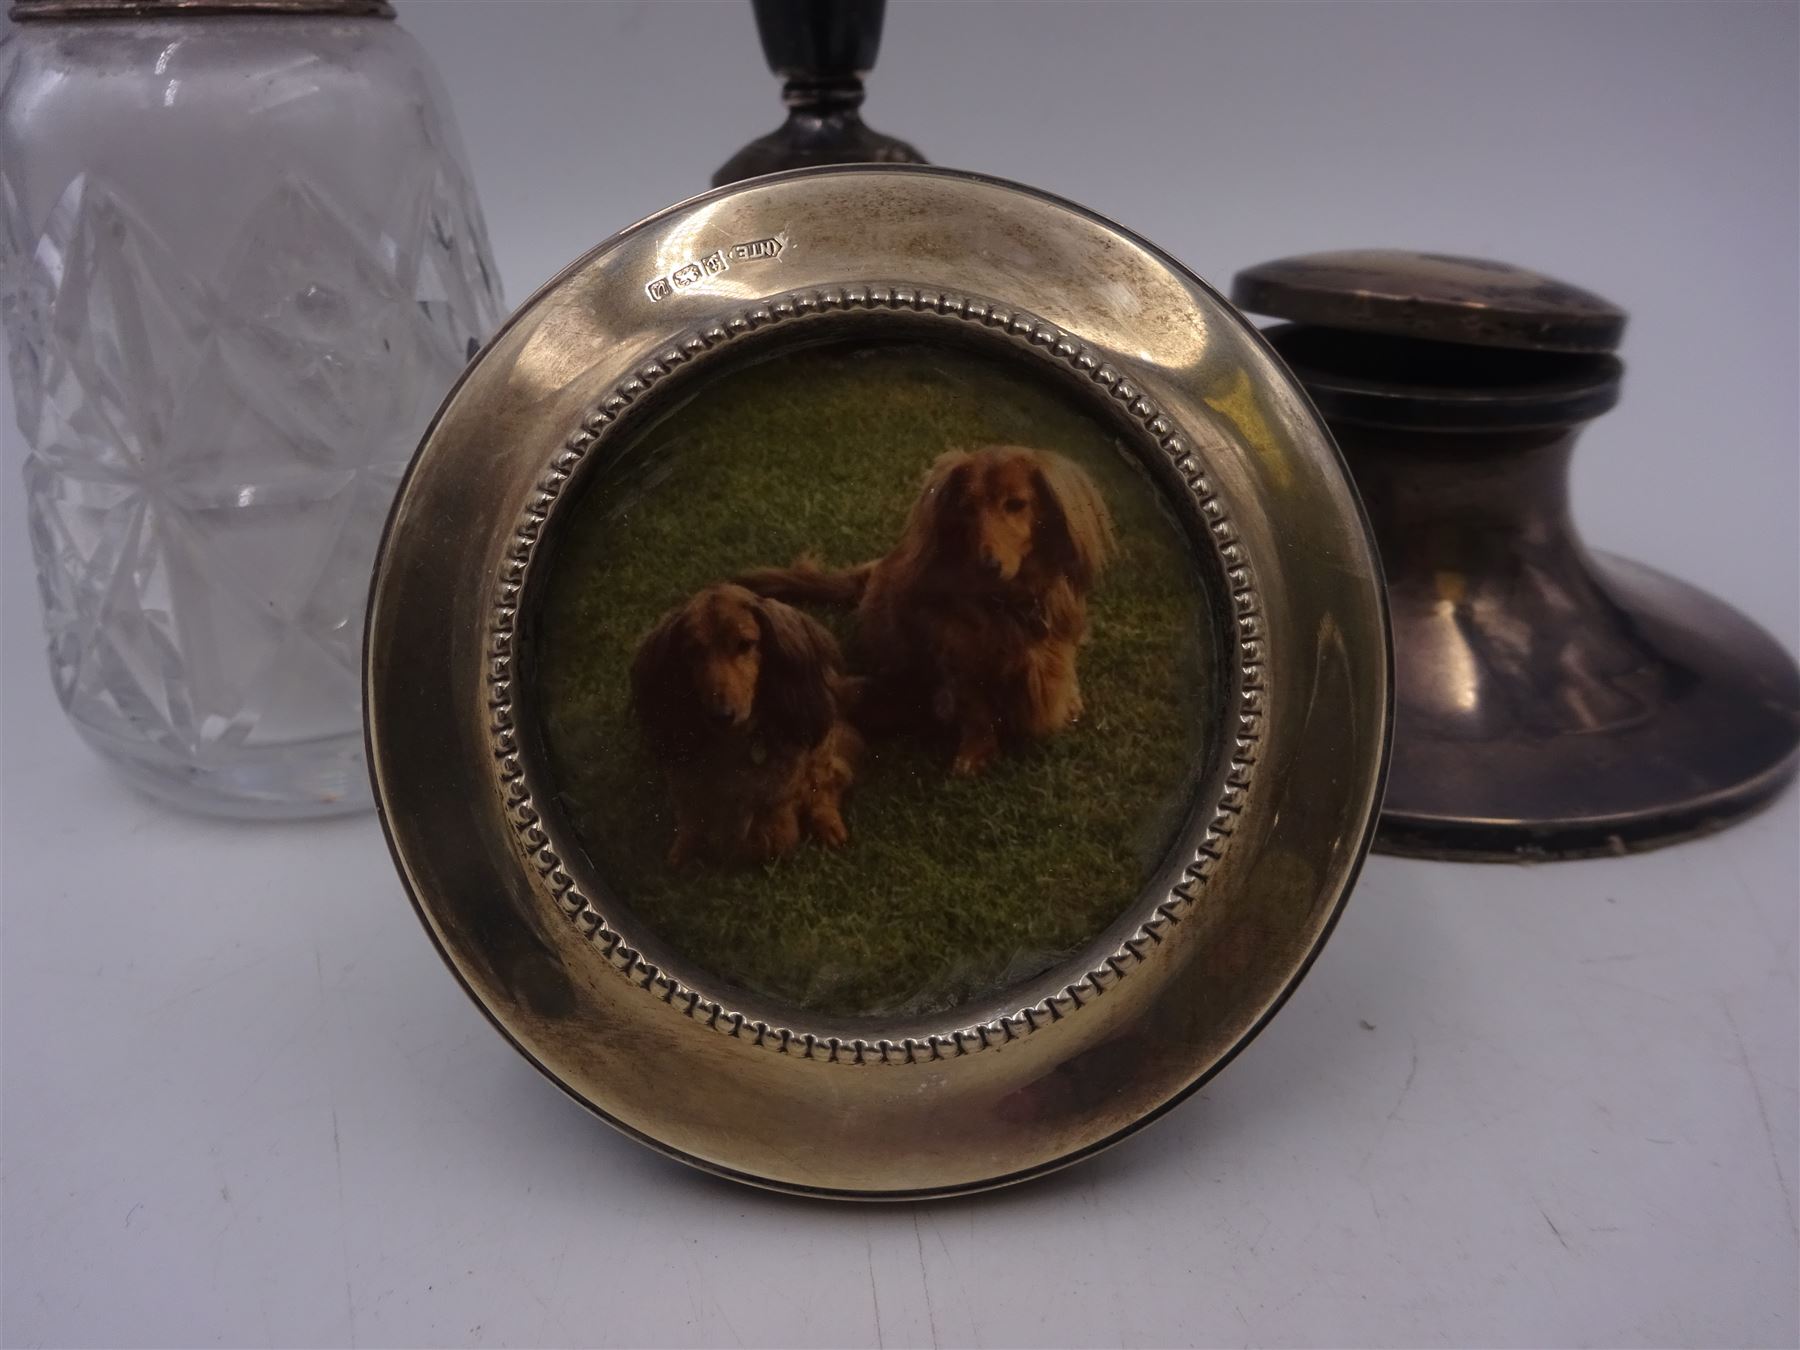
[630,583,862,867]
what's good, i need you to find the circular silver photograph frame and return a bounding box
[366,166,1391,1198]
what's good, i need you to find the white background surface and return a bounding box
[3,2,1796,1347]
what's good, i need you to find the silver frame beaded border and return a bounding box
[487,284,1265,1065]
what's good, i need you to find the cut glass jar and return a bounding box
[0,0,503,816]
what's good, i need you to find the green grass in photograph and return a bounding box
[534,341,1216,1018]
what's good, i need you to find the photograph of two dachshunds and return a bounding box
[534,342,1212,1016]
[631,444,1114,869]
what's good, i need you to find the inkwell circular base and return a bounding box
[1235,251,1800,861]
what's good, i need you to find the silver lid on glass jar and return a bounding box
[10,0,394,19]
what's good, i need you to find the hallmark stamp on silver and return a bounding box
[645,234,787,301]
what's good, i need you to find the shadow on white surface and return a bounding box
[4,664,1797,1347]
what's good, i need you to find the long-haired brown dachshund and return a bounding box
[741,445,1114,777]
[630,583,861,867]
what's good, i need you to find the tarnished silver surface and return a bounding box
[712,0,926,187]
[1233,249,1627,353]
[364,167,1391,1197]
[1241,251,1800,860]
